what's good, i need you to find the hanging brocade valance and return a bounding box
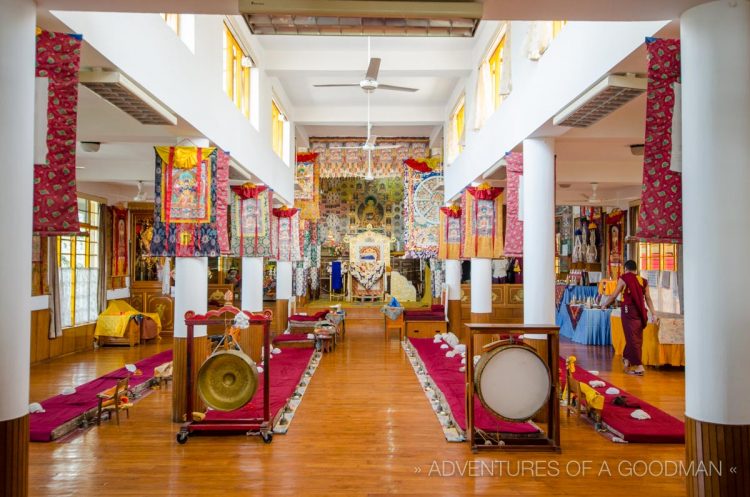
[230,183,272,257]
[462,184,504,259]
[310,138,428,178]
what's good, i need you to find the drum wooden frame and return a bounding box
[464,324,561,453]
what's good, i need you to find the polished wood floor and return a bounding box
[28,322,687,496]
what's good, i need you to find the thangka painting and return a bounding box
[403,166,443,259]
[150,146,229,257]
[503,152,524,258]
[318,177,404,247]
[230,184,272,257]
[112,207,128,278]
[606,209,625,279]
[438,204,462,260]
[271,207,302,262]
[295,152,320,221]
[635,38,682,244]
[462,184,504,259]
[33,30,82,236]
[311,138,428,178]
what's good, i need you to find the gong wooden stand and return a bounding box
[464,323,561,453]
[177,306,273,444]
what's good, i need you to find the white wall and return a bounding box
[52,11,295,202]
[443,20,670,200]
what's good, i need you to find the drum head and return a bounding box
[197,349,259,411]
[475,344,551,422]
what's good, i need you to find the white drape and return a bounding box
[525,21,553,61]
[473,60,493,130]
[670,82,683,173]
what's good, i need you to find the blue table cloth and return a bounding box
[560,285,598,306]
[557,306,612,345]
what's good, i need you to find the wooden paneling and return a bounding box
[275,299,289,333]
[30,310,96,365]
[172,336,209,423]
[459,284,524,335]
[469,312,496,350]
[686,417,750,496]
[0,415,28,497]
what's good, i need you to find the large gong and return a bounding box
[474,343,551,422]
[197,349,259,411]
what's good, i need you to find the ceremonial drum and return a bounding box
[474,342,551,422]
[197,349,259,411]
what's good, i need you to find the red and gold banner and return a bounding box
[33,30,82,235]
[462,184,504,259]
[503,152,524,257]
[607,209,625,279]
[635,38,682,243]
[438,205,462,260]
[295,153,320,221]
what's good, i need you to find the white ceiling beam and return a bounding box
[294,105,445,125]
[263,50,472,76]
[556,160,642,183]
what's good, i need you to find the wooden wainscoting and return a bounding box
[686,417,750,496]
[0,415,29,497]
[30,310,96,365]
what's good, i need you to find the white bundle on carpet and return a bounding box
[588,380,606,388]
[257,366,264,374]
[440,332,449,341]
[589,370,600,375]
[440,344,449,350]
[446,350,457,358]
[272,347,282,354]
[453,344,466,354]
[433,334,442,344]
[306,333,315,340]
[459,366,466,373]
[125,364,137,373]
[460,358,466,365]
[473,355,481,366]
[631,409,651,420]
[29,402,45,414]
[605,387,620,395]
[445,333,459,347]
[61,387,76,395]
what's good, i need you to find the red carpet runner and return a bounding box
[30,349,173,442]
[560,358,684,443]
[205,347,315,431]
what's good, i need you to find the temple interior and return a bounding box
[2,1,749,496]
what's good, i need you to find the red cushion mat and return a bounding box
[30,349,173,442]
[273,333,314,343]
[559,358,684,443]
[205,347,314,422]
[409,338,539,434]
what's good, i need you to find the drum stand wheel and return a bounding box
[176,429,189,445]
[261,431,273,444]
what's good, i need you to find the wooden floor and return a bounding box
[28,322,687,496]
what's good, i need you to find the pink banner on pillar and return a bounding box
[503,152,524,257]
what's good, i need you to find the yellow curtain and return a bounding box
[272,101,284,158]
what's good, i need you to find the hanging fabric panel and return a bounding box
[635,38,682,244]
[438,205,463,260]
[503,152,524,257]
[403,164,442,259]
[271,207,302,262]
[33,30,82,235]
[230,184,273,257]
[462,185,504,259]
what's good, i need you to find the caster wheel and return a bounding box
[176,432,188,444]
[261,432,273,444]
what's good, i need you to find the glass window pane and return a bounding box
[76,238,87,255]
[61,239,71,254]
[75,268,90,322]
[89,230,98,243]
[89,269,99,322]
[90,252,99,268]
[60,268,73,327]
[90,211,99,227]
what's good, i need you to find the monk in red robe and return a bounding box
[600,260,657,375]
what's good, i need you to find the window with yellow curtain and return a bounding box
[639,243,678,271]
[488,35,506,110]
[161,13,180,35]
[552,20,567,38]
[223,24,251,119]
[271,100,286,159]
[58,197,100,327]
[447,96,466,161]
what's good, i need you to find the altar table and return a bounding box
[610,311,685,367]
[558,305,612,345]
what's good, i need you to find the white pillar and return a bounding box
[241,257,264,312]
[682,0,750,426]
[276,261,293,301]
[445,259,462,301]
[523,138,556,334]
[173,257,208,337]
[470,258,492,314]
[0,0,35,424]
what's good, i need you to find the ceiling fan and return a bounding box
[313,37,419,94]
[581,182,599,204]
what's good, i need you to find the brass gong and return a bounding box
[197,349,259,411]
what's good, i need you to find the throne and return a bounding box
[348,228,390,302]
